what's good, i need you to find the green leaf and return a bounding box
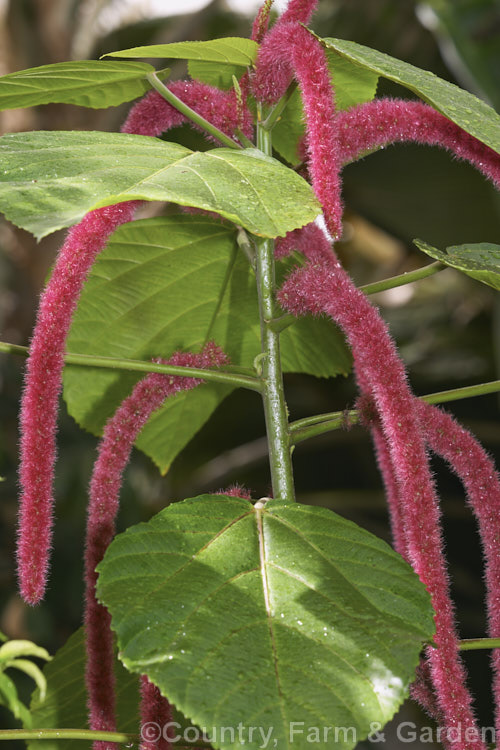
[28,628,139,750]
[0,60,169,111]
[321,36,500,153]
[64,216,350,473]
[97,495,435,750]
[414,239,500,290]
[0,640,51,663]
[273,54,378,166]
[4,659,48,703]
[0,132,320,240]
[103,37,259,65]
[0,672,32,728]
[188,59,244,90]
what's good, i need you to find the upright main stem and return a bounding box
[255,116,295,501]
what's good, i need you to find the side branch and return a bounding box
[0,342,262,393]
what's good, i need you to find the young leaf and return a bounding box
[63,216,350,473]
[414,239,500,290]
[0,640,51,663]
[322,37,500,153]
[27,628,139,750]
[273,55,378,166]
[0,132,320,240]
[103,37,258,65]
[97,495,435,750]
[0,61,168,111]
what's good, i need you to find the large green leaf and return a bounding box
[273,55,378,166]
[103,37,258,65]
[0,60,168,111]
[97,495,435,750]
[414,238,500,289]
[322,36,500,153]
[28,628,139,750]
[0,132,319,240]
[63,216,350,473]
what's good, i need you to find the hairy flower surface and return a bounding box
[278,253,485,747]
[337,98,500,189]
[140,676,172,750]
[253,24,342,237]
[17,202,137,605]
[85,344,228,745]
[418,401,500,737]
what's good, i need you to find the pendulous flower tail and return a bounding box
[85,344,228,747]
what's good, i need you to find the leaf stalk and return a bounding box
[146,71,242,149]
[0,342,262,392]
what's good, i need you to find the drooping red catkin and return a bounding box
[278,249,485,748]
[17,79,250,606]
[337,98,500,190]
[253,24,342,238]
[85,344,227,748]
[417,400,500,738]
[17,202,137,606]
[140,676,171,750]
[275,222,335,263]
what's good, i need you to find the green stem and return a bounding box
[269,261,447,333]
[290,380,500,444]
[459,638,500,651]
[421,380,500,405]
[261,81,298,131]
[254,116,295,502]
[0,341,262,393]
[146,71,241,149]
[361,260,446,295]
[0,729,135,742]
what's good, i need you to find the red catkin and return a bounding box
[216,484,252,500]
[140,676,172,750]
[337,98,500,190]
[253,24,343,238]
[278,250,485,748]
[275,222,335,263]
[17,79,250,606]
[85,344,228,748]
[417,401,500,738]
[17,202,137,605]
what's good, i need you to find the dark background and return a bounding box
[0,0,499,746]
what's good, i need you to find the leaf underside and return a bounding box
[0,60,168,111]
[322,36,500,154]
[414,239,500,290]
[97,495,435,750]
[103,37,259,66]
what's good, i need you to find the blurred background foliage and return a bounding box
[0,0,499,745]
